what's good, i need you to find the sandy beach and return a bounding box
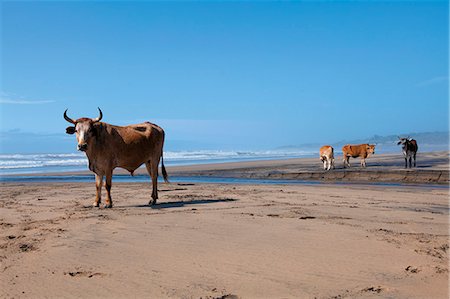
[0,152,449,298]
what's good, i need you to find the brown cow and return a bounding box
[342,144,375,168]
[64,108,168,208]
[319,145,334,171]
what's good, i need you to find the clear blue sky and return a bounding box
[0,1,448,153]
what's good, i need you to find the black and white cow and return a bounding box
[397,137,418,168]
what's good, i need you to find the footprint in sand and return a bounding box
[64,271,106,278]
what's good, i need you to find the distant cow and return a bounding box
[64,108,168,208]
[320,145,335,171]
[397,137,418,168]
[342,144,376,168]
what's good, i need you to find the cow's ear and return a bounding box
[66,126,76,134]
[397,141,402,145]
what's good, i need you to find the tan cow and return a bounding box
[64,108,168,208]
[319,145,334,171]
[342,144,375,168]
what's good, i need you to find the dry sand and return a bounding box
[0,153,449,298]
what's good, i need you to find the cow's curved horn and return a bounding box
[64,109,76,124]
[92,107,103,123]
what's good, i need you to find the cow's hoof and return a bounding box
[149,200,156,206]
[93,202,100,207]
[104,204,112,209]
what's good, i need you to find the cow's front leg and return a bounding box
[409,157,412,168]
[343,156,349,168]
[413,154,416,167]
[94,174,103,207]
[150,162,159,205]
[104,170,113,208]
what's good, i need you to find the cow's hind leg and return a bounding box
[104,170,113,208]
[145,161,159,205]
[94,174,103,207]
[413,153,416,167]
[409,156,412,168]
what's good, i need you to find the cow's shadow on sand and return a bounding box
[120,198,237,209]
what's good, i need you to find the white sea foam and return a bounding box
[0,153,87,169]
[163,150,312,161]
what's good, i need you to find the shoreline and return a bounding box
[1,151,449,185]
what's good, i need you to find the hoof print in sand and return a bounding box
[362,286,383,294]
[19,243,35,252]
[299,216,316,220]
[405,266,421,273]
[213,295,239,299]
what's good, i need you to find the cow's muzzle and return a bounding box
[77,143,88,151]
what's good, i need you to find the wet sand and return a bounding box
[0,152,449,298]
[166,151,449,184]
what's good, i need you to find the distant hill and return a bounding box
[276,131,449,153]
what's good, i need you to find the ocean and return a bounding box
[0,150,315,175]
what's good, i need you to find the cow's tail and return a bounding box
[160,132,169,183]
[161,154,169,183]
